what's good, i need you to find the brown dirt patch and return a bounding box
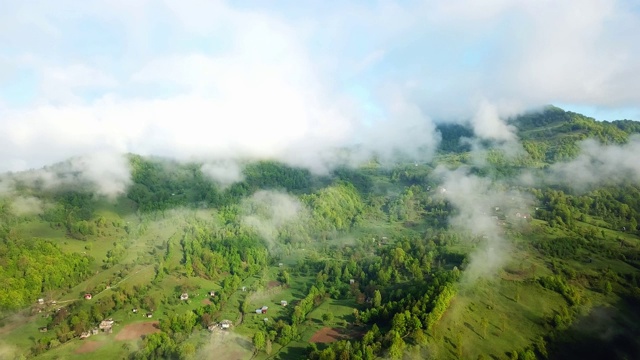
[267,281,280,289]
[309,327,347,343]
[115,321,160,341]
[202,298,212,305]
[75,340,103,354]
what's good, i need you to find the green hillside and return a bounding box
[1,107,639,360]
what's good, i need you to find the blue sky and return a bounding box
[1,0,639,172]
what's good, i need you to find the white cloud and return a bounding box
[40,64,118,104]
[201,160,244,189]
[10,196,46,216]
[550,135,640,189]
[0,0,638,176]
[240,190,307,247]
[436,166,533,283]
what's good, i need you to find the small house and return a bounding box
[349,279,355,285]
[242,286,246,292]
[146,313,153,318]
[84,293,92,300]
[263,318,269,322]
[280,300,288,306]
[209,291,215,297]
[132,308,138,313]
[261,306,268,314]
[91,328,99,335]
[37,298,44,305]
[99,319,114,331]
[39,327,48,333]
[255,309,262,314]
[220,320,232,329]
[180,293,189,301]
[278,263,284,267]
[80,331,91,339]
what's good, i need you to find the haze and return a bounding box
[2,0,640,174]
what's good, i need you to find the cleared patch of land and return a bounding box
[310,327,347,343]
[115,321,159,341]
[75,340,103,354]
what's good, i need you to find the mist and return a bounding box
[0,152,131,201]
[240,190,309,248]
[549,135,640,189]
[436,166,533,283]
[10,196,46,216]
[201,160,244,189]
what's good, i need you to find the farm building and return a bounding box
[146,312,153,318]
[80,331,91,339]
[208,291,215,297]
[281,300,288,306]
[255,306,268,314]
[99,319,114,332]
[37,298,44,305]
[220,320,232,329]
[180,293,189,300]
[39,327,48,333]
[84,293,92,300]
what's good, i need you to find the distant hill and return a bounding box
[436,105,640,163]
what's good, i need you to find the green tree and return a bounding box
[373,290,382,308]
[253,331,266,353]
[388,333,406,360]
[241,300,251,314]
[413,328,428,346]
[322,312,334,324]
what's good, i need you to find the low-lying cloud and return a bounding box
[436,166,533,283]
[0,152,131,199]
[550,135,640,189]
[10,195,46,216]
[240,190,308,247]
[201,160,244,189]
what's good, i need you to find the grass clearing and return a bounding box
[433,279,566,360]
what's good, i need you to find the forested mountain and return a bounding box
[438,105,640,163]
[1,107,639,360]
